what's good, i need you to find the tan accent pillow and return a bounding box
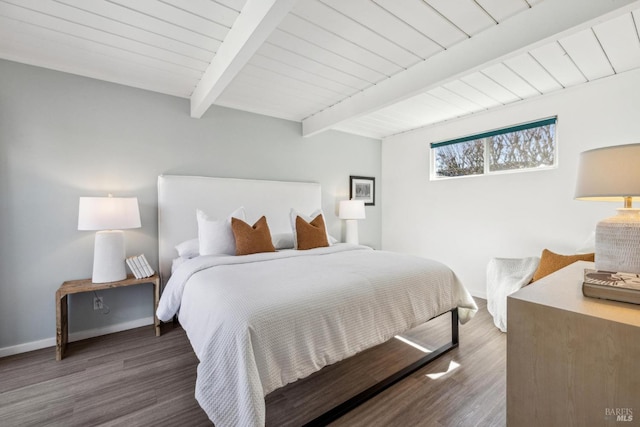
[231,216,276,256]
[531,249,595,282]
[295,214,329,250]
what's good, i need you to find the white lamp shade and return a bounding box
[339,200,366,220]
[575,143,640,203]
[78,197,141,230]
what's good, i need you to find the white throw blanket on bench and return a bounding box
[486,257,540,332]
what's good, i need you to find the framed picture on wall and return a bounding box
[350,176,375,206]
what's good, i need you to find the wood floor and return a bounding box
[0,299,505,426]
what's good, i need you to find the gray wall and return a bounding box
[0,59,381,353]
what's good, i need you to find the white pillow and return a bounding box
[197,207,246,256]
[272,232,294,250]
[175,238,199,259]
[289,208,332,250]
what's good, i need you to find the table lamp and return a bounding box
[78,195,141,283]
[339,200,366,244]
[575,143,640,273]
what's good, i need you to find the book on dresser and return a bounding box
[126,254,155,279]
[582,269,640,305]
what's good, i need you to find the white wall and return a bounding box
[382,69,640,298]
[0,59,381,355]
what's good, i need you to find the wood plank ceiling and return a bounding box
[0,0,639,139]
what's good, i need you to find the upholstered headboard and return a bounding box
[157,175,322,285]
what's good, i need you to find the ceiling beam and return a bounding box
[190,0,296,118]
[302,0,640,137]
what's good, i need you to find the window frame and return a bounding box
[429,117,558,180]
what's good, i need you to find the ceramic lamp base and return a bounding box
[345,219,359,245]
[92,230,127,283]
[595,208,640,274]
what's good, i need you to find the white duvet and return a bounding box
[157,244,478,427]
[485,257,540,332]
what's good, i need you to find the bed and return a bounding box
[156,175,478,427]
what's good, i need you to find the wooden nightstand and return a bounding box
[507,261,640,425]
[55,273,161,361]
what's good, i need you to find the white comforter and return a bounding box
[486,257,540,332]
[157,244,478,427]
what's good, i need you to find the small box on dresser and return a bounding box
[582,269,640,305]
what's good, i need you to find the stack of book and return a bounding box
[126,254,155,279]
[583,269,640,305]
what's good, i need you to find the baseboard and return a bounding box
[0,316,154,358]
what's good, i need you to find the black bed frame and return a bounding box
[303,308,459,427]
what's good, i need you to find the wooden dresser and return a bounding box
[507,261,640,426]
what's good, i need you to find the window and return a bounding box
[430,117,557,179]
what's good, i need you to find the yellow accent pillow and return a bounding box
[231,216,276,256]
[296,214,329,250]
[531,249,595,282]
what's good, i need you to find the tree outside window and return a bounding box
[431,118,557,179]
